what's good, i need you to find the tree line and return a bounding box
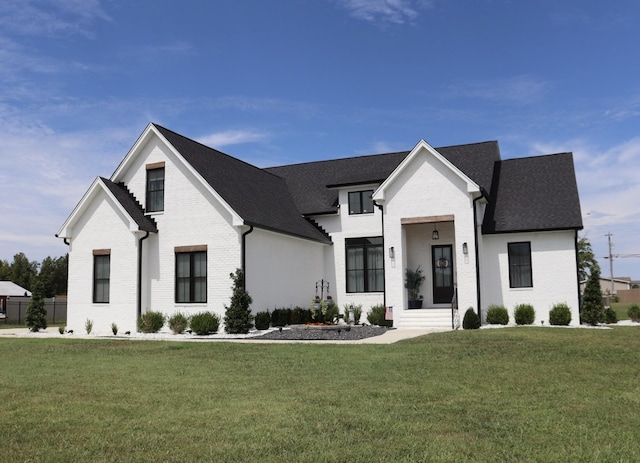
[0,253,68,298]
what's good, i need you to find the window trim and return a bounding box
[345,237,384,293]
[348,190,374,215]
[146,164,165,213]
[175,247,208,303]
[93,250,111,303]
[508,241,533,288]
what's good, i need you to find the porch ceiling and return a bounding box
[400,214,454,225]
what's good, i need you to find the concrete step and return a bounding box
[395,308,455,328]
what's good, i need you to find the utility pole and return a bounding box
[605,232,614,298]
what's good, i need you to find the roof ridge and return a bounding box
[266,150,410,169]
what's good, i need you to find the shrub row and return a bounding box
[465,302,577,330]
[135,311,221,335]
[252,303,390,330]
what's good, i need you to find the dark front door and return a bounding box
[432,245,454,304]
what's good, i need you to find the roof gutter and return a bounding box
[137,230,150,324]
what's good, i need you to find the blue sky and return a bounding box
[1,0,638,279]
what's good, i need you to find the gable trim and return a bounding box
[372,140,481,202]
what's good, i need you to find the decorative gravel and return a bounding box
[251,324,391,341]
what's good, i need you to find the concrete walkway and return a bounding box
[0,327,452,344]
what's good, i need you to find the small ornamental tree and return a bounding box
[224,269,254,334]
[581,268,604,325]
[25,280,47,332]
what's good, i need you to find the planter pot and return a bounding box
[408,300,423,309]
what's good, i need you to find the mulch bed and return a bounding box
[251,324,391,341]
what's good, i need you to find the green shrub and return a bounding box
[137,311,166,333]
[254,311,271,330]
[627,304,640,322]
[290,307,312,324]
[85,318,93,334]
[190,312,220,335]
[514,304,535,325]
[271,308,291,327]
[581,269,604,325]
[111,323,118,335]
[58,326,65,335]
[324,302,339,324]
[168,312,189,334]
[486,305,509,325]
[549,303,572,326]
[224,269,254,334]
[462,307,480,329]
[604,307,618,324]
[25,281,47,332]
[367,304,392,327]
[353,305,363,324]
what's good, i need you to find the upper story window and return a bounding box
[146,162,165,213]
[508,242,532,288]
[93,249,111,303]
[348,190,374,215]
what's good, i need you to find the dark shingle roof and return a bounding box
[100,178,158,233]
[482,153,583,233]
[154,125,331,244]
[266,141,501,215]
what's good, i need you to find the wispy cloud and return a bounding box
[0,0,110,38]
[333,0,433,25]
[444,75,551,105]
[198,129,270,148]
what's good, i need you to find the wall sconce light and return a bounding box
[432,224,439,240]
[462,242,468,255]
[388,246,395,259]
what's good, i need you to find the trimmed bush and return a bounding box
[514,304,535,325]
[138,311,166,333]
[462,307,481,329]
[367,304,392,327]
[549,303,572,326]
[486,305,509,325]
[581,269,604,325]
[25,281,47,332]
[290,307,312,325]
[254,311,271,330]
[168,312,189,334]
[627,304,640,322]
[190,312,220,335]
[271,308,291,327]
[604,307,618,324]
[224,269,254,334]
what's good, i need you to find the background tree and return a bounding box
[578,237,600,282]
[38,254,68,297]
[0,259,10,280]
[25,280,47,332]
[581,267,604,325]
[224,269,254,334]
[9,252,38,291]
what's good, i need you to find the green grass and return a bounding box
[1,328,639,462]
[611,302,637,320]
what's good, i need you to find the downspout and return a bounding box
[574,229,582,324]
[137,231,150,322]
[241,226,254,288]
[473,195,482,322]
[374,202,386,309]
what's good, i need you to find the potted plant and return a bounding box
[405,266,426,309]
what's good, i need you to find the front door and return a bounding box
[432,245,454,304]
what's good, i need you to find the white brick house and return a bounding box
[57,123,583,333]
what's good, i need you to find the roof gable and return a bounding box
[482,152,583,233]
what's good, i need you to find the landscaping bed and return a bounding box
[252,324,390,341]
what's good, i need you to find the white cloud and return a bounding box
[333,0,433,25]
[197,129,270,148]
[445,75,551,105]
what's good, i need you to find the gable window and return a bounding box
[175,246,207,303]
[508,242,532,288]
[346,237,384,292]
[348,190,374,215]
[93,249,110,303]
[146,162,165,212]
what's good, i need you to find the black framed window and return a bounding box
[508,242,532,288]
[93,253,110,303]
[146,167,165,212]
[346,237,384,292]
[175,250,207,303]
[348,190,374,215]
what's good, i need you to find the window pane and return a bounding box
[176,253,190,277]
[175,251,207,303]
[147,168,165,212]
[346,237,383,293]
[362,191,374,214]
[348,192,362,214]
[93,255,110,303]
[508,242,532,288]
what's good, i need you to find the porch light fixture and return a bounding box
[462,242,468,255]
[432,224,439,240]
[388,246,395,259]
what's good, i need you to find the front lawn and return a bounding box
[1,327,638,462]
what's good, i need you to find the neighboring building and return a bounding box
[580,277,633,295]
[56,123,583,333]
[0,281,32,316]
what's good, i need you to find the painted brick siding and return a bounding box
[246,228,327,311]
[67,190,140,334]
[480,231,580,325]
